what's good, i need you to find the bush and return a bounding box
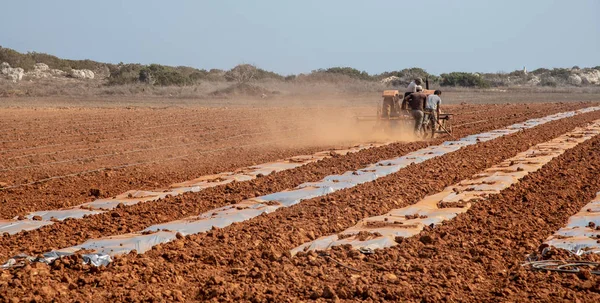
[548,68,571,79]
[531,68,550,75]
[108,64,206,86]
[188,71,208,82]
[480,73,510,87]
[508,70,526,77]
[440,72,490,88]
[205,69,226,81]
[223,64,284,83]
[138,64,193,86]
[225,64,258,83]
[312,67,371,81]
[0,47,36,70]
[540,76,558,87]
[255,67,284,81]
[108,64,143,85]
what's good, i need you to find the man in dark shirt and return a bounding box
[402,88,428,134]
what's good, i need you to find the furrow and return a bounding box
[544,192,600,255]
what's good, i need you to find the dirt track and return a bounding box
[1,100,600,302]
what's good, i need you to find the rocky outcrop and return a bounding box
[527,75,541,86]
[34,63,49,71]
[69,69,94,79]
[1,62,95,82]
[1,62,24,82]
[380,76,400,84]
[579,69,600,85]
[483,67,600,87]
[49,69,67,77]
[567,74,582,86]
[27,63,67,78]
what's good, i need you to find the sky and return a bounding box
[1,0,598,75]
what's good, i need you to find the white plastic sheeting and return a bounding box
[0,143,386,235]
[18,107,600,266]
[291,120,600,255]
[0,220,54,234]
[55,231,179,256]
[545,192,600,255]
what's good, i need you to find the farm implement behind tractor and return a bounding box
[355,80,453,139]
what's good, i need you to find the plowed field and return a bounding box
[1,99,600,302]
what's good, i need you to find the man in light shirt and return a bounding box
[424,90,442,130]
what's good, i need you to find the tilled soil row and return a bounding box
[1,124,304,181]
[0,107,286,149]
[0,103,588,258]
[3,107,600,302]
[0,102,587,219]
[1,119,278,168]
[0,118,308,181]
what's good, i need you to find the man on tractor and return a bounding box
[404,78,423,99]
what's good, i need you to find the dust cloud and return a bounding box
[256,98,420,149]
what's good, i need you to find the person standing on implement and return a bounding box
[404,78,423,99]
[402,87,428,133]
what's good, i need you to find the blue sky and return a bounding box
[1,0,598,75]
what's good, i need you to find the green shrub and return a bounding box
[440,72,490,88]
[480,73,510,87]
[188,71,208,82]
[508,70,526,77]
[108,64,143,85]
[0,47,36,70]
[531,68,550,75]
[225,64,258,83]
[312,67,371,81]
[223,64,284,83]
[206,69,226,81]
[107,64,206,86]
[255,68,284,81]
[548,68,571,79]
[540,77,557,87]
[138,64,191,86]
